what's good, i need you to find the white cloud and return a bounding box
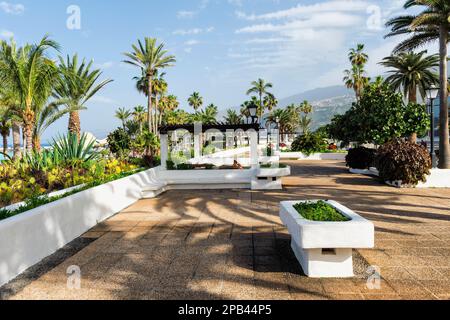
[185,40,200,46]
[236,0,369,21]
[173,27,214,36]
[0,29,14,38]
[0,1,24,14]
[90,96,116,105]
[94,61,114,69]
[177,10,196,19]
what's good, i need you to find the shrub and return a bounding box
[291,133,327,156]
[375,139,432,186]
[346,147,377,169]
[53,133,100,165]
[293,201,350,222]
[107,128,131,158]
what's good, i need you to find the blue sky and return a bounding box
[0,0,434,143]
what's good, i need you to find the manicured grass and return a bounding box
[293,201,350,222]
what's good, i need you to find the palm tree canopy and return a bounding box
[55,54,113,107]
[385,0,450,52]
[380,51,440,100]
[188,92,203,110]
[224,109,243,125]
[246,78,273,96]
[115,107,132,122]
[123,38,176,77]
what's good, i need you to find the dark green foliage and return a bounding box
[328,82,430,145]
[107,128,131,158]
[346,147,377,169]
[52,133,100,165]
[293,201,350,222]
[375,139,432,186]
[291,133,328,156]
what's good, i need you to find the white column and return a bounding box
[250,130,258,169]
[194,133,201,159]
[160,134,169,170]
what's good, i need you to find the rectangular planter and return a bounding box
[279,200,374,278]
[386,169,450,188]
[276,152,347,161]
[0,167,160,287]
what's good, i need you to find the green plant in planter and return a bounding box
[346,147,377,170]
[291,133,327,156]
[375,139,432,186]
[107,128,131,158]
[294,201,350,222]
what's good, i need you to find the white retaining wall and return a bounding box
[0,167,160,287]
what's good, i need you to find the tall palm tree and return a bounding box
[115,107,132,129]
[188,92,203,111]
[246,78,273,118]
[133,105,147,134]
[55,54,113,139]
[158,94,179,127]
[349,44,369,67]
[0,36,59,153]
[152,73,167,132]
[299,100,313,115]
[123,38,176,134]
[386,0,450,168]
[299,116,312,135]
[344,64,369,101]
[224,109,243,125]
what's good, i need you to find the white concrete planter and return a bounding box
[349,167,379,177]
[280,200,374,278]
[276,151,347,161]
[385,169,450,188]
[0,167,160,287]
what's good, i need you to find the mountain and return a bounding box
[278,85,353,107]
[279,85,355,130]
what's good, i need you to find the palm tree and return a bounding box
[33,99,73,150]
[133,105,147,134]
[386,0,450,168]
[344,65,369,101]
[380,51,440,103]
[224,109,243,125]
[55,54,113,139]
[349,44,369,67]
[191,104,218,124]
[115,107,132,129]
[246,78,273,119]
[299,116,312,135]
[299,100,313,115]
[123,38,176,134]
[263,93,278,112]
[0,105,11,154]
[152,73,168,132]
[159,94,180,126]
[188,92,203,111]
[0,36,59,153]
[380,51,440,143]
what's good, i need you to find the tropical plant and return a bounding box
[299,116,312,135]
[375,139,432,186]
[55,54,113,138]
[291,133,328,156]
[0,105,11,154]
[345,147,377,170]
[190,104,218,124]
[263,93,278,112]
[0,36,59,153]
[52,132,100,165]
[115,107,132,129]
[123,38,176,134]
[343,44,369,101]
[163,109,190,126]
[386,0,450,168]
[224,109,243,125]
[246,78,273,119]
[188,92,203,111]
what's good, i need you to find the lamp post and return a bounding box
[275,116,280,151]
[247,103,258,125]
[426,86,439,160]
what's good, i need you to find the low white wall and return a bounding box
[277,152,347,161]
[417,169,450,188]
[0,167,160,287]
[158,168,254,185]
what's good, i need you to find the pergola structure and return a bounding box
[159,123,261,170]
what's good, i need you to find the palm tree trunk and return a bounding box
[147,77,153,134]
[438,24,449,169]
[154,96,159,135]
[32,134,41,152]
[23,108,34,153]
[68,111,81,139]
[12,121,21,159]
[409,86,418,144]
[2,133,7,155]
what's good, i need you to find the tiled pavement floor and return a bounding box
[2,161,450,300]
